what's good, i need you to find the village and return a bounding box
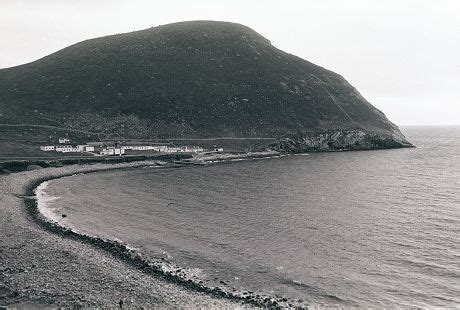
[39,138,222,156]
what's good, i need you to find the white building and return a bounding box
[131,145,156,151]
[55,146,80,153]
[115,148,125,155]
[58,138,70,144]
[40,146,55,151]
[100,149,113,156]
[118,145,203,153]
[164,146,178,153]
[76,145,96,152]
[184,146,204,153]
[100,147,125,156]
[155,146,167,152]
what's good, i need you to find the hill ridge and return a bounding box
[0,20,411,151]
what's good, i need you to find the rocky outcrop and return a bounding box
[274,128,413,153]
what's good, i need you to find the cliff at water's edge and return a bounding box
[274,128,412,153]
[0,20,412,150]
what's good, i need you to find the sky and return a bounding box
[1,0,459,125]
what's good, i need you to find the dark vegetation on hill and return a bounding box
[0,20,411,152]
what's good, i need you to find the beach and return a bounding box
[2,127,459,308]
[0,160,252,308]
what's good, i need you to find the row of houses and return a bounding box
[120,145,204,153]
[39,140,206,156]
[40,145,95,153]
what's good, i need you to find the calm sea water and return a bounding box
[38,127,460,308]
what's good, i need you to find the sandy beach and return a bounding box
[0,160,252,308]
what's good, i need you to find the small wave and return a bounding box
[396,258,460,278]
[35,181,62,222]
[291,279,317,290]
[31,179,301,308]
[285,279,347,304]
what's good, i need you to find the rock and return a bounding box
[275,128,413,153]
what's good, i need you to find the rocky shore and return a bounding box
[186,150,281,164]
[0,160,254,308]
[273,128,414,153]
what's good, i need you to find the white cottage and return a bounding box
[40,146,55,151]
[100,147,125,156]
[55,146,80,153]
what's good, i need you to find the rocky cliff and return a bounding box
[275,128,412,153]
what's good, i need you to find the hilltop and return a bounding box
[0,21,411,153]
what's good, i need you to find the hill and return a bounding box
[0,20,412,152]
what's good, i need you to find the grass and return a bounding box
[0,21,401,140]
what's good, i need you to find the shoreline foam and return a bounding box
[0,160,249,308]
[1,154,301,308]
[28,158,301,308]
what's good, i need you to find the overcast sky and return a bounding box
[1,0,459,125]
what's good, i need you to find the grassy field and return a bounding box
[0,123,279,161]
[0,124,100,159]
[0,123,278,176]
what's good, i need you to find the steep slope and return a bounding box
[0,21,411,150]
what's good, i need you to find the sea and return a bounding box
[36,126,460,308]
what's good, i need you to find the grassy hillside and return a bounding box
[0,20,410,149]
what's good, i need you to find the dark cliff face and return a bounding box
[0,20,411,147]
[274,128,413,153]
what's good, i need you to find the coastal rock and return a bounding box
[274,128,413,152]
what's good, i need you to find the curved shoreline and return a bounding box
[0,161,248,308]
[2,157,301,308]
[27,170,290,308]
